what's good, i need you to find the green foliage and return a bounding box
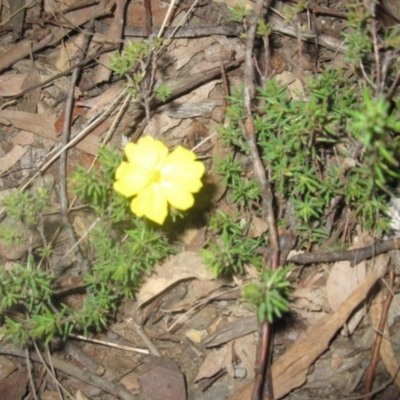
[218,87,249,153]
[282,0,310,23]
[214,154,261,208]
[70,145,129,222]
[0,221,26,246]
[0,260,53,311]
[202,211,263,276]
[2,0,399,349]
[216,67,399,241]
[345,91,400,226]
[109,40,151,76]
[0,145,174,346]
[154,83,173,102]
[109,38,164,101]
[342,2,374,64]
[228,3,251,23]
[205,0,400,325]
[243,266,292,323]
[1,187,48,226]
[0,260,73,345]
[257,20,271,37]
[253,71,354,237]
[87,220,174,298]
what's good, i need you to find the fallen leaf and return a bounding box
[203,316,258,348]
[0,145,28,175]
[11,130,35,146]
[75,390,90,400]
[94,0,124,84]
[0,73,25,97]
[55,40,71,72]
[0,110,101,156]
[0,368,29,400]
[326,259,367,334]
[233,334,256,380]
[0,357,17,380]
[195,343,232,381]
[9,0,26,40]
[248,216,268,238]
[136,252,214,307]
[230,254,389,400]
[174,37,216,70]
[185,328,208,344]
[369,290,400,388]
[0,110,57,139]
[20,65,41,113]
[275,71,305,100]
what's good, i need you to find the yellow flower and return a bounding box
[114,136,205,224]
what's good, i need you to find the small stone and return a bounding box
[185,328,208,344]
[120,371,141,393]
[234,365,247,379]
[138,358,186,400]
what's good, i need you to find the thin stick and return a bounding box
[240,1,279,399]
[69,333,149,354]
[32,340,74,400]
[157,0,179,39]
[157,0,201,51]
[127,318,161,357]
[364,271,395,400]
[25,346,39,400]
[58,26,92,274]
[46,346,64,400]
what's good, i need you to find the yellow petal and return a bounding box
[130,185,168,224]
[115,161,131,180]
[163,146,204,179]
[167,145,197,162]
[162,161,205,192]
[123,142,138,164]
[163,187,195,210]
[113,177,146,198]
[115,140,205,221]
[125,136,168,171]
[114,163,153,198]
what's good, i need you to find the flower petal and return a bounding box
[163,187,195,210]
[114,162,153,198]
[114,140,205,223]
[161,160,205,193]
[125,137,168,171]
[115,161,131,180]
[162,147,204,184]
[130,185,168,224]
[167,145,197,162]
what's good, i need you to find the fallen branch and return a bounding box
[240,1,278,399]
[288,238,400,266]
[120,18,346,52]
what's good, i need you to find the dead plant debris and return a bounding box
[0,1,399,400]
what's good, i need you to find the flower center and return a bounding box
[152,170,161,183]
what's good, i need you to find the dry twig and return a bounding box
[239,1,278,399]
[289,238,400,266]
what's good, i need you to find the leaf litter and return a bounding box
[0,0,399,399]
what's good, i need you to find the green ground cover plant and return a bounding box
[0,147,174,345]
[203,1,400,322]
[0,1,399,342]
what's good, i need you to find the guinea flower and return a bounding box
[113,136,205,224]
